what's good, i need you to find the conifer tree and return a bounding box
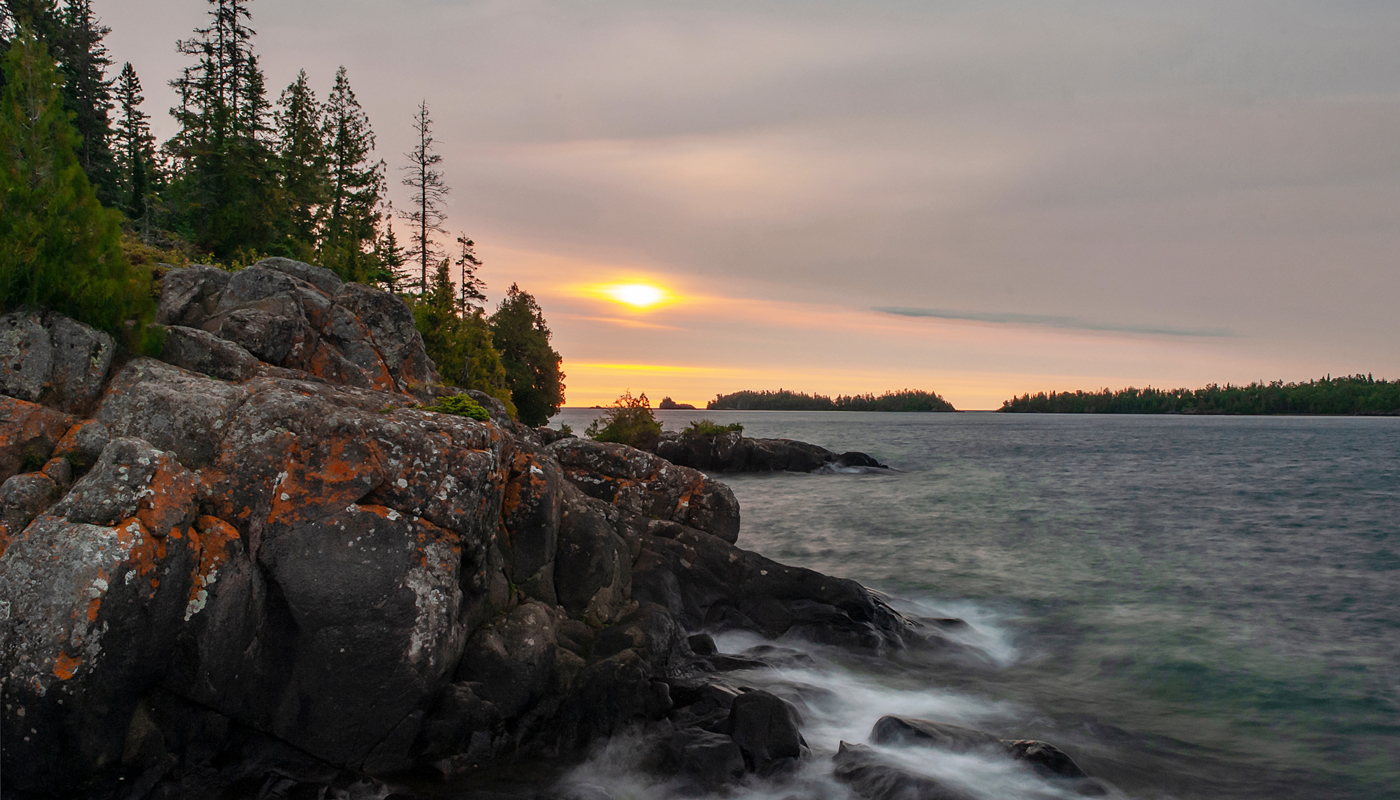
[273,68,326,260]
[168,0,276,258]
[112,61,155,224]
[320,66,383,283]
[399,100,447,292]
[490,284,565,426]
[56,0,114,203]
[454,233,485,313]
[411,257,514,413]
[0,31,151,334]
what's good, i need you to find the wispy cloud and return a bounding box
[875,307,1233,338]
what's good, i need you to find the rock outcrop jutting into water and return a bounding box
[0,259,957,799]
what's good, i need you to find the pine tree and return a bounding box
[112,61,154,224]
[167,0,276,258]
[56,0,115,204]
[0,31,151,334]
[320,66,383,283]
[273,68,326,260]
[399,100,447,292]
[454,233,485,313]
[411,258,514,414]
[490,284,565,426]
[374,217,407,291]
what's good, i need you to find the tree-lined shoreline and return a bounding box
[999,375,1400,416]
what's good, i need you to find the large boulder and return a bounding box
[0,396,75,481]
[95,358,250,470]
[554,488,632,624]
[500,447,564,604]
[0,312,114,415]
[549,438,740,543]
[725,689,808,776]
[159,260,440,397]
[656,431,888,474]
[870,716,1002,752]
[0,438,218,793]
[833,742,978,800]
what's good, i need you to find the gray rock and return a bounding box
[51,419,109,470]
[159,325,261,382]
[254,256,343,296]
[334,282,441,390]
[468,389,514,427]
[0,311,53,403]
[0,471,60,540]
[555,489,632,624]
[0,438,204,794]
[209,294,314,365]
[455,600,562,719]
[668,728,746,791]
[1002,739,1090,780]
[158,265,230,326]
[95,359,250,470]
[44,316,114,414]
[833,742,977,800]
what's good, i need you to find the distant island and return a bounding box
[1000,375,1400,415]
[658,396,698,410]
[708,389,956,412]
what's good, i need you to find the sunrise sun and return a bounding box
[597,283,673,309]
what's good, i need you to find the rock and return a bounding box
[833,741,977,800]
[550,438,741,543]
[536,426,576,446]
[0,438,207,794]
[591,603,680,665]
[333,282,441,392]
[159,325,261,381]
[468,390,514,428]
[655,431,888,474]
[0,396,76,481]
[500,447,563,604]
[95,358,250,470]
[687,633,718,656]
[726,689,808,776]
[256,256,343,295]
[0,311,53,403]
[158,265,231,327]
[1002,739,1090,780]
[0,471,60,546]
[869,716,1002,752]
[554,489,632,624]
[455,601,562,720]
[667,728,746,791]
[633,526,919,651]
[51,419,109,470]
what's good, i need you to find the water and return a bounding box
[546,409,1400,799]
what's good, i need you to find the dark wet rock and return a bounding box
[456,601,562,720]
[688,632,718,655]
[633,524,921,651]
[501,447,563,605]
[656,430,888,474]
[870,716,1002,752]
[591,603,680,664]
[550,437,740,543]
[1003,739,1090,780]
[667,728,746,791]
[726,689,809,776]
[555,488,632,624]
[833,742,977,800]
[159,324,261,381]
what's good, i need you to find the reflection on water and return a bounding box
[545,410,1400,799]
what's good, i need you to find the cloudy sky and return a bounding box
[97,0,1400,408]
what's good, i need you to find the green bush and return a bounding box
[422,394,491,421]
[683,418,743,436]
[586,390,662,450]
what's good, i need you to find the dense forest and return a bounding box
[0,0,565,425]
[708,389,955,412]
[999,375,1400,415]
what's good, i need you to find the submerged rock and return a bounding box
[656,430,889,474]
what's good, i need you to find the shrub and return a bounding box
[422,394,490,421]
[586,390,662,450]
[683,418,744,436]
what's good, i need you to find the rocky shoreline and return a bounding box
[2,259,1099,799]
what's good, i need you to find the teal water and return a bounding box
[550,410,1400,799]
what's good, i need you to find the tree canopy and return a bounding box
[490,283,565,426]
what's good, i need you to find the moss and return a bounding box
[421,394,491,421]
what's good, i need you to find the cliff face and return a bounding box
[0,259,923,799]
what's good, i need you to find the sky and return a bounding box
[95,0,1400,409]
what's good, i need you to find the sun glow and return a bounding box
[597,283,672,309]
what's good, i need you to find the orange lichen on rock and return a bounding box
[267,438,386,531]
[52,652,82,680]
[136,459,200,539]
[0,396,76,479]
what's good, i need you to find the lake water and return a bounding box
[546,409,1400,799]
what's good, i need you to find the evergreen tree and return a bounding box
[490,284,565,426]
[55,0,114,203]
[411,258,514,413]
[454,233,485,313]
[273,68,326,260]
[167,0,276,258]
[374,211,407,291]
[399,100,447,292]
[0,31,151,334]
[112,61,154,224]
[320,66,383,283]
